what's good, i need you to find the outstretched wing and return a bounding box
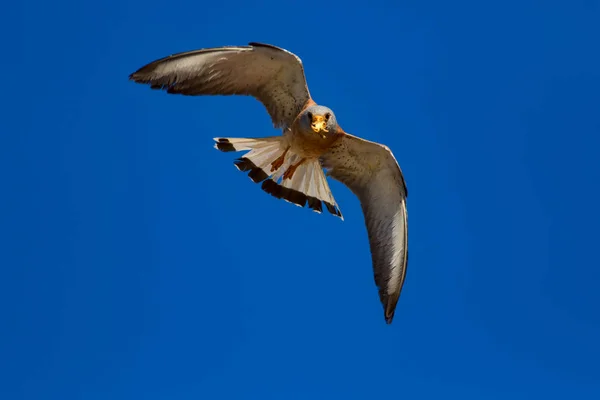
[129,42,313,129]
[320,133,408,324]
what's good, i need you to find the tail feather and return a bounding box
[232,158,268,183]
[214,137,343,219]
[214,137,277,152]
[243,143,283,170]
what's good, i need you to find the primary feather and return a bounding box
[129,43,312,129]
[321,134,408,324]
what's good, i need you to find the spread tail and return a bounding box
[214,137,342,219]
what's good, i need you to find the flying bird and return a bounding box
[129,43,409,324]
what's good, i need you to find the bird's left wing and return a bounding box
[320,133,408,324]
[129,43,313,129]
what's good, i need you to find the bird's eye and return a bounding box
[307,112,313,121]
[325,113,331,121]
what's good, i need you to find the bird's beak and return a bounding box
[311,115,329,137]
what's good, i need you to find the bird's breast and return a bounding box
[288,128,342,158]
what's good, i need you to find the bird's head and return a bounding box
[299,105,339,139]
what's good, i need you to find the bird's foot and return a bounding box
[270,148,289,172]
[283,158,305,180]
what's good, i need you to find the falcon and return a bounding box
[129,42,409,324]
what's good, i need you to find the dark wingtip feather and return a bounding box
[385,313,395,324]
[128,68,152,83]
[384,305,396,324]
[383,295,400,324]
[248,42,280,50]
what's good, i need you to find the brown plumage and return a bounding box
[130,43,408,324]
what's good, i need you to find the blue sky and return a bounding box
[2,0,600,399]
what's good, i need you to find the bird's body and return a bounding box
[130,43,409,324]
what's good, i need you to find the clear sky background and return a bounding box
[2,1,600,399]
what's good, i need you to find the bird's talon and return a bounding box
[283,158,306,180]
[270,148,289,172]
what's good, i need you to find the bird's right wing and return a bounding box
[129,42,313,129]
[320,133,408,324]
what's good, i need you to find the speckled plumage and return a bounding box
[129,42,409,324]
